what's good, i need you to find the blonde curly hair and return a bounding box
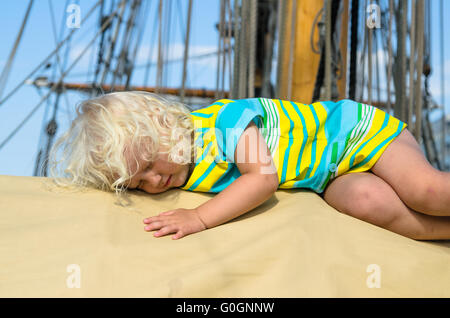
[48,91,194,200]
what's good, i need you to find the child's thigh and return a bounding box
[322,172,404,227]
[371,129,443,210]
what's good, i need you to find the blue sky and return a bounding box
[0,0,449,177]
[0,0,221,176]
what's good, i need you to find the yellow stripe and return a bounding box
[308,102,328,177]
[290,103,315,180]
[268,100,282,176]
[214,98,235,105]
[194,103,223,117]
[353,111,386,165]
[185,103,226,191]
[280,101,305,181]
[338,109,405,175]
[200,163,228,191]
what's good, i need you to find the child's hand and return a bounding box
[143,208,207,240]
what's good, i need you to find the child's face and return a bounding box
[126,151,192,194]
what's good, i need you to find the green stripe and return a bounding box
[358,103,362,121]
[351,117,404,170]
[349,111,389,167]
[262,98,279,153]
[262,100,274,151]
[341,105,373,161]
[320,142,340,191]
[331,141,339,163]
[258,98,268,128]
[258,98,270,143]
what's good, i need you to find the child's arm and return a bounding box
[195,121,279,228]
[143,121,279,239]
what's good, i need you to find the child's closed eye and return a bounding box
[134,164,152,190]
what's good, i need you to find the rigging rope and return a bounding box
[286,0,296,101]
[348,0,358,100]
[231,0,240,99]
[34,0,72,176]
[0,0,101,109]
[324,0,332,101]
[99,1,126,88]
[111,0,142,90]
[359,0,367,102]
[180,0,193,102]
[386,0,393,113]
[367,6,372,105]
[215,0,225,99]
[126,0,151,89]
[48,0,75,124]
[407,0,416,128]
[36,0,79,176]
[0,0,34,100]
[312,0,340,102]
[221,0,231,99]
[261,0,277,98]
[0,0,126,152]
[374,17,381,105]
[238,0,248,99]
[414,0,425,140]
[397,0,408,121]
[156,0,164,92]
[440,0,446,169]
[143,4,160,88]
[247,0,258,98]
[226,0,233,97]
[92,0,107,86]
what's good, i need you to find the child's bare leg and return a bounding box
[322,172,450,240]
[371,129,450,216]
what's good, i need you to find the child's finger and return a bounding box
[154,225,176,237]
[172,230,184,240]
[143,216,157,223]
[143,214,166,223]
[159,211,175,216]
[144,221,164,231]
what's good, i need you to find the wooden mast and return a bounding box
[337,0,349,100]
[277,0,349,103]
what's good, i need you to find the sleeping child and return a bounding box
[49,91,450,240]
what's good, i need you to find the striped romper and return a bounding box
[180,98,407,193]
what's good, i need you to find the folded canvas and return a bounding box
[1,175,449,297]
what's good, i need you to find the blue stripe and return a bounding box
[210,164,239,192]
[194,128,209,147]
[195,127,210,132]
[187,161,217,191]
[292,144,329,189]
[305,104,321,179]
[349,112,389,167]
[187,141,215,191]
[322,100,342,141]
[289,102,308,176]
[279,101,294,183]
[192,112,214,118]
[352,120,405,170]
[310,141,334,190]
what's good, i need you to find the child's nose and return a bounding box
[144,172,162,188]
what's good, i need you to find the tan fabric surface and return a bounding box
[0,174,449,297]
